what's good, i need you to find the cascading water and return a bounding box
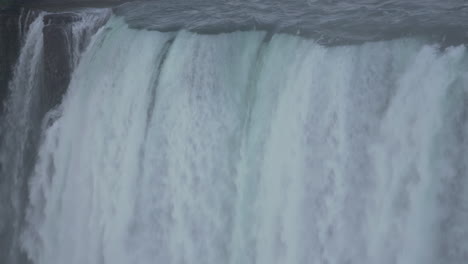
[0,9,109,264]
[1,5,468,264]
[0,13,45,264]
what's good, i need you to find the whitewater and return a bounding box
[2,9,468,264]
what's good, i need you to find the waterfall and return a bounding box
[3,13,468,264]
[0,10,108,264]
[0,12,45,264]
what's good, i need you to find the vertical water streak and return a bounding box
[136,30,263,264]
[0,13,45,264]
[70,9,111,67]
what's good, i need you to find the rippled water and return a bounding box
[114,0,468,45]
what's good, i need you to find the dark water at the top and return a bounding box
[114,0,468,45]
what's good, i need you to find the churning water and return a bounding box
[1,1,468,264]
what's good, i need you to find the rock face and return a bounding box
[0,9,19,113]
[0,7,108,118]
[42,13,81,112]
[41,11,109,112]
[0,10,82,118]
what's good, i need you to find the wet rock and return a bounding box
[41,13,81,112]
[0,9,20,113]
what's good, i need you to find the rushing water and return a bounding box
[0,9,109,264]
[2,1,468,264]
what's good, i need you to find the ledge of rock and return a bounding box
[42,13,82,112]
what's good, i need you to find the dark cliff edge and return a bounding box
[0,8,19,113]
[0,3,111,115]
[40,11,109,113]
[41,13,81,114]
